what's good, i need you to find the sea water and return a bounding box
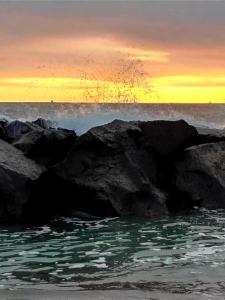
[1,210,225,298]
[0,103,225,298]
[0,103,225,134]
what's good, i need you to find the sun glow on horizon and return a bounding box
[1,75,225,103]
[1,37,225,103]
[1,1,225,104]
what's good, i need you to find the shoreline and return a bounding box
[0,289,223,300]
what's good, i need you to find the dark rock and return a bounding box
[139,120,198,156]
[50,119,168,218]
[0,123,7,141]
[32,118,51,129]
[196,127,225,144]
[0,119,9,141]
[197,127,225,137]
[13,128,77,167]
[0,139,44,222]
[13,130,43,154]
[2,117,225,223]
[174,142,225,209]
[25,169,106,221]
[0,119,8,127]
[6,120,41,141]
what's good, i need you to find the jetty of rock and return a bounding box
[0,118,225,223]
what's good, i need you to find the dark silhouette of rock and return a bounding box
[0,119,9,141]
[0,119,8,127]
[197,127,225,137]
[32,118,51,129]
[51,120,168,218]
[196,127,225,144]
[6,120,41,141]
[13,128,77,167]
[0,122,7,141]
[174,142,225,209]
[0,139,44,222]
[1,118,225,223]
[139,120,198,156]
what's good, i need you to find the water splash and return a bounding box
[0,103,225,135]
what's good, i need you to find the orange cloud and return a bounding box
[0,1,225,103]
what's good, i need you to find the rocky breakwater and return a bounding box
[0,118,225,223]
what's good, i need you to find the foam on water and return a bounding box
[1,209,225,293]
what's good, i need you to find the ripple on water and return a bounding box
[1,209,225,291]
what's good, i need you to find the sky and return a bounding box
[0,0,225,103]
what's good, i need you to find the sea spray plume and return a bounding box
[0,104,224,138]
[21,43,157,103]
[79,50,154,103]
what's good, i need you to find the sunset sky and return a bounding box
[1,1,225,103]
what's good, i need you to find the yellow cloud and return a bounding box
[1,75,225,103]
[153,75,225,87]
[116,47,169,62]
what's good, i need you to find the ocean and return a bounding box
[0,103,225,299]
[0,103,225,135]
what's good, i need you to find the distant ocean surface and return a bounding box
[1,103,225,299]
[0,103,225,134]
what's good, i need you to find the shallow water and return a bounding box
[1,209,225,297]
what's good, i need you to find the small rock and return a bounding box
[32,118,51,129]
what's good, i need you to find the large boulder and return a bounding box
[0,139,44,222]
[13,128,76,167]
[139,120,198,156]
[174,142,225,209]
[49,119,168,218]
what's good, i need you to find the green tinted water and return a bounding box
[1,209,225,296]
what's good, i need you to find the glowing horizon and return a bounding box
[0,1,225,103]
